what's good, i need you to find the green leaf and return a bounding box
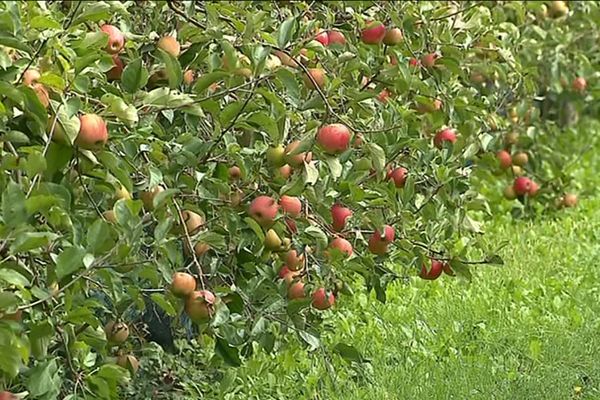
[2,181,27,228]
[97,152,133,192]
[0,292,19,309]
[55,108,81,145]
[101,94,138,126]
[0,32,32,53]
[86,219,113,255]
[244,217,265,242]
[55,246,86,280]
[150,293,176,317]
[193,71,229,93]
[30,15,61,30]
[247,111,279,141]
[277,17,297,48]
[10,232,58,254]
[333,343,366,362]
[215,337,242,367]
[38,73,66,91]
[0,269,29,287]
[121,58,148,93]
[298,330,320,350]
[220,101,243,126]
[73,2,111,25]
[303,161,319,185]
[366,143,386,172]
[158,49,183,88]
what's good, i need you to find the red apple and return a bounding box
[383,28,403,45]
[529,181,540,197]
[185,290,215,322]
[106,54,124,81]
[33,83,50,108]
[278,265,300,281]
[248,195,279,227]
[387,167,407,188]
[170,272,196,298]
[513,176,532,196]
[285,140,311,167]
[285,249,305,271]
[377,88,391,103]
[434,128,457,148]
[421,53,437,68]
[302,68,326,90]
[497,150,512,169]
[100,24,125,54]
[76,113,108,150]
[0,392,16,400]
[361,21,386,44]
[442,262,455,276]
[327,30,346,45]
[315,30,329,46]
[288,280,306,300]
[409,58,420,68]
[312,288,335,310]
[279,164,292,179]
[368,225,395,255]
[157,35,181,57]
[316,123,351,154]
[183,69,195,85]
[562,193,577,207]
[331,203,352,232]
[228,166,241,180]
[23,69,40,86]
[328,237,353,257]
[572,77,587,92]
[279,195,302,218]
[420,259,444,280]
[284,217,298,235]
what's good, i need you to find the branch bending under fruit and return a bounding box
[172,198,207,290]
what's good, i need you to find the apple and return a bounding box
[529,181,540,197]
[409,58,420,68]
[503,185,517,200]
[442,262,455,276]
[421,53,437,68]
[312,288,335,310]
[115,185,131,201]
[106,55,124,81]
[327,30,346,45]
[328,237,353,257]
[368,225,395,255]
[183,69,195,85]
[235,67,252,78]
[497,150,512,169]
[288,280,305,300]
[419,260,444,280]
[266,144,286,167]
[513,176,532,196]
[278,265,300,281]
[377,88,391,103]
[264,229,283,251]
[361,21,386,44]
[157,35,180,57]
[103,210,117,223]
[181,210,204,234]
[0,392,16,400]
[331,204,352,232]
[23,68,40,86]
[185,290,216,322]
[273,50,299,68]
[285,140,311,167]
[100,24,125,54]
[194,241,210,256]
[171,272,196,297]
[116,354,140,374]
[387,167,408,188]
[279,164,292,179]
[279,195,302,217]
[511,165,524,176]
[104,320,129,344]
[302,68,326,90]
[549,1,568,18]
[433,128,457,148]
[315,30,329,46]
[562,193,577,207]
[317,123,351,154]
[285,249,305,271]
[383,28,403,45]
[512,152,528,166]
[416,98,442,113]
[228,166,241,180]
[572,77,587,92]
[248,196,279,227]
[32,83,50,108]
[76,114,108,150]
[140,185,164,211]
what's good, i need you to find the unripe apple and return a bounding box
[511,165,524,176]
[529,181,540,197]
[157,35,180,57]
[513,176,532,196]
[302,68,326,90]
[383,28,403,45]
[183,69,195,85]
[116,354,140,374]
[421,53,437,68]
[235,67,252,78]
[331,204,352,232]
[549,1,568,18]
[327,30,346,45]
[512,152,528,166]
[264,229,283,251]
[23,68,40,86]
[288,281,305,300]
[285,249,305,271]
[361,21,386,44]
[496,150,512,169]
[279,195,302,217]
[103,209,117,223]
[419,260,444,280]
[100,24,125,54]
[317,123,351,154]
[315,30,329,46]
[181,210,204,234]
[387,167,407,188]
[503,185,517,200]
[266,145,286,167]
[106,55,124,81]
[140,185,164,211]
[171,272,196,297]
[328,237,353,257]
[104,321,129,344]
[562,193,577,207]
[409,58,420,68]
[285,140,309,167]
[273,50,298,68]
[311,288,335,310]
[572,77,587,92]
[433,128,457,148]
[185,290,215,322]
[248,195,279,227]
[76,114,108,150]
[536,4,548,20]
[228,166,241,180]
[32,83,50,108]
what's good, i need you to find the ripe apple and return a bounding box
[503,185,517,200]
[106,55,124,81]
[331,204,352,232]
[288,280,305,300]
[496,150,512,169]
[549,1,568,17]
[302,68,326,90]
[23,68,40,86]
[185,290,216,322]
[140,185,164,211]
[285,249,305,271]
[194,241,210,257]
[368,225,395,255]
[183,69,195,85]
[433,128,457,148]
[317,123,351,154]
[279,195,302,217]
[513,176,532,196]
[383,28,403,45]
[419,260,444,280]
[312,288,335,310]
[315,30,329,46]
[278,265,300,281]
[157,35,181,57]
[361,21,386,44]
[171,272,196,297]
[328,237,353,257]
[572,77,587,92]
[249,195,279,227]
[104,321,129,344]
[76,113,108,150]
[0,392,16,400]
[409,58,420,68]
[562,193,577,207]
[264,229,283,251]
[442,262,455,276]
[116,354,140,374]
[327,30,346,45]
[266,144,286,167]
[512,152,528,166]
[285,140,310,167]
[273,50,298,68]
[421,53,437,68]
[529,181,540,197]
[279,164,292,179]
[181,210,204,234]
[100,24,125,54]
[377,88,391,103]
[387,167,407,188]
[32,83,50,108]
[228,166,241,180]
